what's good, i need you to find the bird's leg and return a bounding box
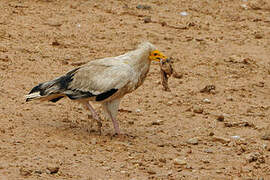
[108,111,120,135]
[84,102,102,135]
[103,99,121,135]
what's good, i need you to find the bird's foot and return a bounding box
[87,114,102,135]
[111,133,136,141]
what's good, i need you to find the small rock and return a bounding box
[209,132,215,136]
[128,121,134,125]
[44,19,63,27]
[202,98,211,103]
[226,96,234,101]
[159,158,166,163]
[167,170,173,176]
[228,55,242,63]
[152,120,164,126]
[245,153,259,163]
[143,17,151,23]
[91,138,97,145]
[47,165,59,174]
[231,135,240,140]
[200,85,216,93]
[52,40,60,46]
[135,109,141,113]
[173,158,187,165]
[34,170,42,174]
[202,159,210,163]
[193,106,203,114]
[186,137,198,145]
[173,73,183,79]
[20,168,32,176]
[261,131,270,141]
[136,4,151,10]
[167,101,173,105]
[216,170,223,174]
[180,11,188,16]
[204,149,213,153]
[240,4,248,9]
[160,21,167,26]
[212,136,230,144]
[254,32,263,39]
[262,144,268,150]
[147,169,156,175]
[216,114,224,122]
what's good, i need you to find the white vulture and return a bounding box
[25,42,167,135]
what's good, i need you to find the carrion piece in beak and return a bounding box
[159,58,182,91]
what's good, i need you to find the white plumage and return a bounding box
[26,42,167,135]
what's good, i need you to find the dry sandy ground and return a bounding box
[1,0,270,179]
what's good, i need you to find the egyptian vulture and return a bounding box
[25,42,167,135]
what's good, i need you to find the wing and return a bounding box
[65,61,134,101]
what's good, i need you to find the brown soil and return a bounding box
[1,0,270,179]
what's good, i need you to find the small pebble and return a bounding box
[202,98,211,103]
[200,85,216,93]
[202,159,210,163]
[204,149,213,153]
[186,137,199,145]
[47,165,59,174]
[167,170,173,176]
[136,4,151,10]
[180,11,188,16]
[216,170,223,174]
[217,114,224,122]
[128,121,134,125]
[231,135,240,140]
[226,96,234,101]
[159,158,166,163]
[254,32,263,39]
[52,40,60,46]
[245,153,259,163]
[147,169,156,175]
[212,136,230,144]
[20,168,32,176]
[173,158,187,165]
[240,4,248,9]
[261,132,270,140]
[262,144,267,150]
[167,101,173,105]
[209,132,215,136]
[152,120,164,125]
[34,170,42,174]
[135,109,141,113]
[91,138,97,145]
[193,106,203,114]
[143,17,151,23]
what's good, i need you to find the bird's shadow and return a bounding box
[57,115,138,142]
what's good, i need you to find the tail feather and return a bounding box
[25,67,79,102]
[25,92,42,102]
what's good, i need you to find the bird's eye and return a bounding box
[153,53,158,56]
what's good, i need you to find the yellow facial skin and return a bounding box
[149,50,167,62]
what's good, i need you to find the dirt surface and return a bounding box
[1,0,270,179]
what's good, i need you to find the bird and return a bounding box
[25,42,167,135]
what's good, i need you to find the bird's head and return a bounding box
[149,50,167,62]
